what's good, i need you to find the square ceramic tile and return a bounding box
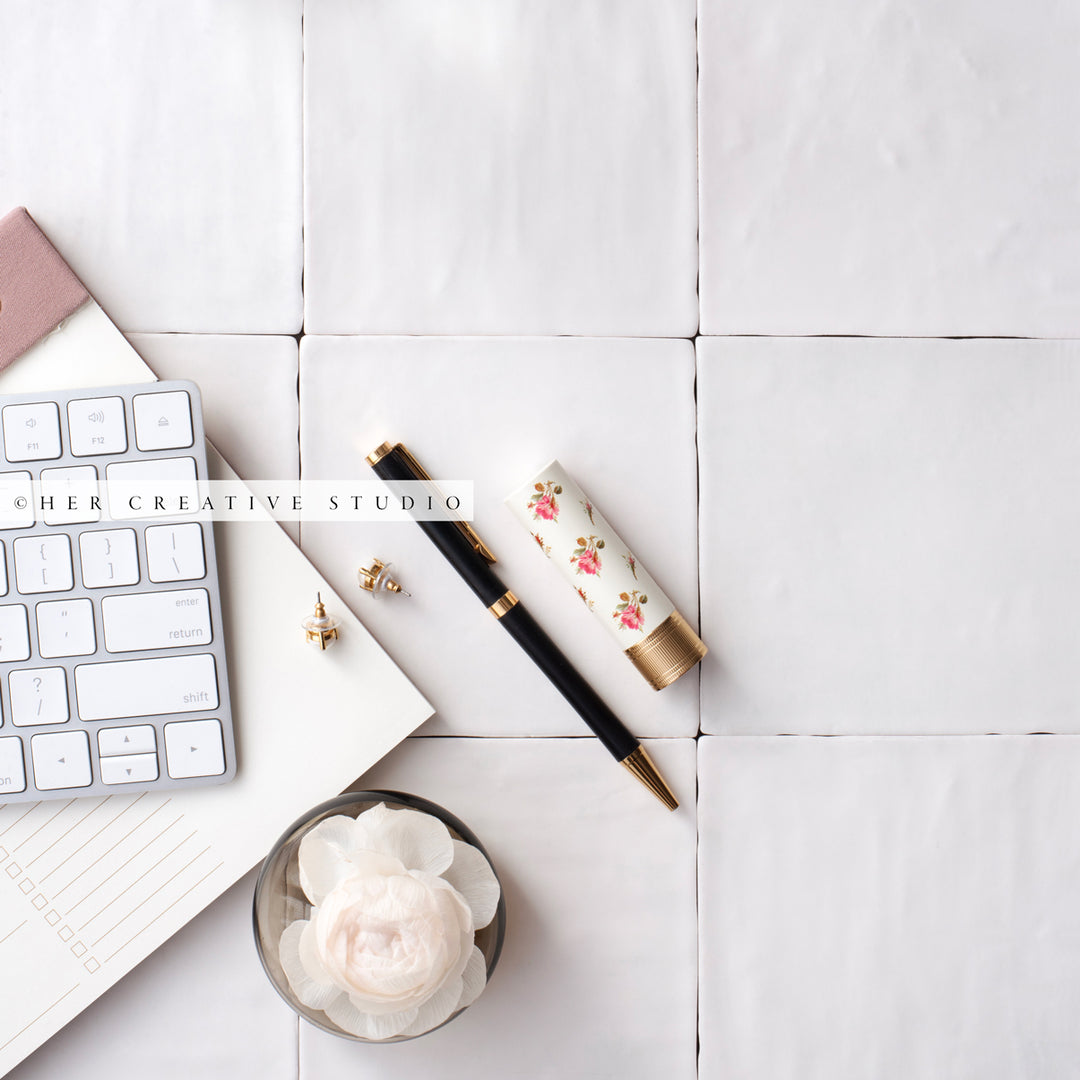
[9,869,297,1080]
[698,336,1080,735]
[300,336,699,738]
[128,334,300,482]
[699,735,1080,1079]
[301,736,697,1079]
[130,333,300,543]
[699,0,1080,335]
[0,0,302,333]
[303,0,697,336]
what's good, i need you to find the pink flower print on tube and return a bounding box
[613,590,648,632]
[527,481,561,522]
[570,535,604,577]
[505,459,706,690]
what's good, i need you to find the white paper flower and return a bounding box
[278,804,500,1040]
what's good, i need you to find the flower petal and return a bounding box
[324,993,418,1040]
[278,920,340,1010]
[442,840,501,929]
[353,805,454,876]
[457,946,488,1011]
[394,974,464,1038]
[297,831,355,906]
[304,813,359,850]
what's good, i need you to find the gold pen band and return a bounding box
[488,591,518,619]
[366,441,395,467]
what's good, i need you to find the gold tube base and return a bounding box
[624,610,707,691]
[620,745,679,811]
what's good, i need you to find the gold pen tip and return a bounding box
[366,441,396,467]
[620,745,679,811]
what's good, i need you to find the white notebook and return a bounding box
[0,259,433,1072]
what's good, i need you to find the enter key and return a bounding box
[101,589,212,653]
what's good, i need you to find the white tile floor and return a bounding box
[698,736,1080,1080]
[4,0,1080,1076]
[0,0,303,334]
[698,0,1080,336]
[303,737,698,1080]
[303,0,698,336]
[697,336,1080,735]
[298,335,699,738]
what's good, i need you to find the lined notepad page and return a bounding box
[0,301,434,1073]
[0,791,222,1044]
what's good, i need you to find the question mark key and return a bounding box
[8,668,69,727]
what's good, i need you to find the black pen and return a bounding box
[367,442,678,811]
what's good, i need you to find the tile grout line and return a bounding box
[297,0,306,559]
[296,0,305,1066]
[693,0,703,1073]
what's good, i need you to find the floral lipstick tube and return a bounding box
[505,460,706,690]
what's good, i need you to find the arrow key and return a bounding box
[164,718,225,779]
[100,753,158,786]
[31,730,91,790]
[98,724,157,758]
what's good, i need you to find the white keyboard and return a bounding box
[0,380,235,803]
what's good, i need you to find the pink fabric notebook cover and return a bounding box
[0,206,90,370]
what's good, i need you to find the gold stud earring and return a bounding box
[358,558,410,597]
[302,592,341,649]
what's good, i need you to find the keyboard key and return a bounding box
[79,528,139,588]
[98,724,157,757]
[13,535,74,594]
[105,456,198,520]
[0,605,31,662]
[30,730,91,790]
[133,390,193,451]
[145,523,206,582]
[9,668,69,727]
[0,738,27,794]
[0,471,35,530]
[40,465,101,525]
[0,542,5,597]
[67,395,127,457]
[100,753,159,786]
[36,599,96,658]
[164,718,225,779]
[102,588,211,654]
[2,402,61,462]
[74,654,218,721]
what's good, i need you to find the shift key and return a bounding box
[102,589,212,653]
[75,654,218,721]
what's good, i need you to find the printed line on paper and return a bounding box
[0,983,80,1052]
[104,859,224,964]
[0,919,27,946]
[92,844,212,949]
[75,823,191,932]
[26,799,111,869]
[13,802,75,853]
[61,802,174,916]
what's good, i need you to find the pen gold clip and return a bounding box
[366,442,496,565]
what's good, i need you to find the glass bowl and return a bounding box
[253,790,506,1042]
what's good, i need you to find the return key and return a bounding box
[101,588,212,653]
